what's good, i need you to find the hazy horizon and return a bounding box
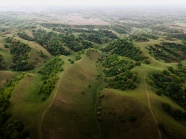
[0,0,186,8]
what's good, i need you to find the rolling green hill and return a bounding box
[0,9,186,139]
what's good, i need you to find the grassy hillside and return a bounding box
[41,50,101,139]
[8,73,44,139]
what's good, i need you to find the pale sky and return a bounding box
[0,0,185,7]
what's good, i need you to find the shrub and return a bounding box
[129,116,137,122]
[158,123,172,137]
[162,103,171,112]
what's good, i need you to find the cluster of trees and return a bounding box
[130,35,149,42]
[0,73,29,139]
[103,39,144,61]
[33,29,93,55]
[79,33,102,44]
[106,71,139,90]
[150,26,181,34]
[130,33,158,42]
[168,65,186,80]
[68,59,74,64]
[112,27,128,34]
[40,23,69,28]
[33,29,70,56]
[79,29,117,44]
[52,27,65,33]
[75,54,81,61]
[63,34,92,52]
[103,54,139,90]
[18,32,34,41]
[55,28,116,36]
[0,15,35,30]
[38,57,64,100]
[171,33,186,40]
[147,42,186,62]
[167,41,185,50]
[111,25,131,34]
[149,65,186,109]
[38,50,47,58]
[147,45,176,62]
[42,23,117,40]
[41,23,108,30]
[158,123,172,137]
[162,103,186,121]
[98,29,118,39]
[0,55,5,69]
[5,37,34,71]
[103,54,135,77]
[64,28,98,34]
[141,33,158,39]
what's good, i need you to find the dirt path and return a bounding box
[39,69,66,139]
[144,75,162,139]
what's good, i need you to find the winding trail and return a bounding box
[144,75,162,139]
[39,69,65,139]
